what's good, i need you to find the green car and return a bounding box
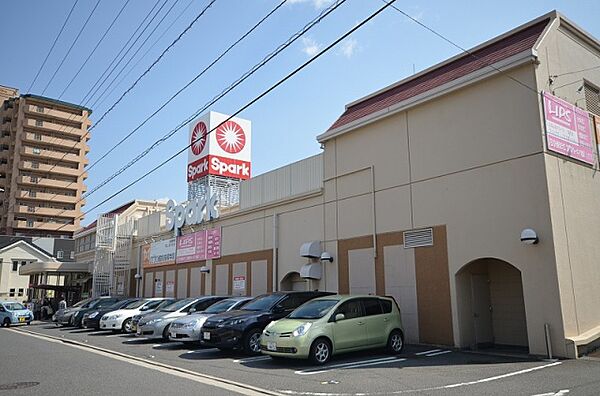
[260,295,404,365]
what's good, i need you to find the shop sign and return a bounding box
[233,275,246,291]
[187,111,252,182]
[166,195,219,236]
[176,228,221,263]
[543,91,594,165]
[143,238,176,268]
[594,115,600,157]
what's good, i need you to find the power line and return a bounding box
[83,0,346,196]
[89,0,217,128]
[58,0,133,99]
[38,0,397,237]
[41,0,101,96]
[86,0,288,173]
[381,0,540,96]
[552,65,600,78]
[92,0,197,111]
[87,0,185,110]
[27,0,79,94]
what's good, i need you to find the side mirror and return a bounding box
[334,313,345,322]
[272,305,285,314]
[188,308,196,314]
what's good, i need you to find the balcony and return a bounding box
[17,190,79,204]
[14,220,76,233]
[17,176,78,190]
[22,132,88,151]
[15,205,78,218]
[24,104,85,123]
[18,161,86,178]
[20,146,81,164]
[23,118,86,138]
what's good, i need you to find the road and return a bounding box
[1,322,600,395]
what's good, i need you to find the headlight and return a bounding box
[227,318,247,326]
[183,319,199,329]
[108,314,123,320]
[145,318,163,326]
[292,322,312,337]
[89,312,99,319]
[73,311,80,318]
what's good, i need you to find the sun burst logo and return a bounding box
[191,121,208,155]
[216,120,246,154]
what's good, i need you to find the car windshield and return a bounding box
[72,299,91,308]
[242,294,282,311]
[4,302,26,311]
[107,299,134,310]
[160,299,193,312]
[124,300,147,309]
[203,299,240,314]
[288,299,338,319]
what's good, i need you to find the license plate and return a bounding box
[18,317,26,323]
[203,332,211,340]
[267,342,277,351]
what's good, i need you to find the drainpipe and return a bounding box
[272,213,278,292]
[370,165,377,259]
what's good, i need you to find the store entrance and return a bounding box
[456,258,529,352]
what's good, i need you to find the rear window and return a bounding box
[380,299,392,314]
[362,298,383,316]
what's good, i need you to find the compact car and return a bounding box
[260,295,404,364]
[82,298,140,330]
[0,301,33,327]
[100,298,173,333]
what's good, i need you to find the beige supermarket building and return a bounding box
[124,11,600,359]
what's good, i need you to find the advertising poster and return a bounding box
[141,244,151,268]
[594,115,600,157]
[144,238,177,268]
[206,228,222,260]
[155,279,163,295]
[233,276,246,291]
[176,231,207,263]
[543,91,594,165]
[166,281,175,294]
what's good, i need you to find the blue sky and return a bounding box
[2,0,599,225]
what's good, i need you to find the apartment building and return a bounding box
[0,85,91,238]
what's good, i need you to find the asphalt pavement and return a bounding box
[2,322,600,395]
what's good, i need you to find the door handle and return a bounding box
[383,318,389,322]
[357,322,365,326]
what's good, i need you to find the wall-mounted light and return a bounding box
[134,273,142,280]
[320,252,334,263]
[200,266,210,274]
[520,228,539,245]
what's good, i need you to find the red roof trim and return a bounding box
[327,19,549,132]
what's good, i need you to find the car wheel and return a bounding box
[3,318,11,328]
[387,330,404,354]
[122,318,133,333]
[162,324,171,341]
[309,338,332,365]
[243,328,262,355]
[27,321,31,326]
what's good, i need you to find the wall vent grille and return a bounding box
[403,228,434,248]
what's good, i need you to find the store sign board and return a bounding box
[543,91,594,165]
[187,111,252,182]
[233,275,246,291]
[144,238,176,268]
[166,195,219,237]
[594,115,600,157]
[175,228,221,263]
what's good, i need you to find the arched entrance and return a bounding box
[456,258,528,352]
[280,272,307,291]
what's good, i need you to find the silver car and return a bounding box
[169,297,252,343]
[136,296,226,340]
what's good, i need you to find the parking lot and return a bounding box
[3,322,600,395]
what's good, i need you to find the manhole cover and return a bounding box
[0,382,40,390]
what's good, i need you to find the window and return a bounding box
[362,298,383,316]
[9,289,15,297]
[335,299,364,320]
[29,191,36,198]
[32,147,41,155]
[31,161,39,169]
[57,250,64,259]
[12,260,18,271]
[70,251,75,259]
[34,133,42,141]
[584,83,600,116]
[26,219,34,227]
[27,206,35,213]
[277,294,314,311]
[30,176,38,183]
[36,106,44,113]
[18,288,24,297]
[380,299,393,314]
[35,119,43,127]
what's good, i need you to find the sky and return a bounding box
[2,0,599,225]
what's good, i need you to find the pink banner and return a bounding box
[176,228,221,263]
[206,228,222,260]
[543,92,595,165]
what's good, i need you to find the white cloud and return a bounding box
[339,38,358,58]
[301,37,321,57]
[287,0,334,9]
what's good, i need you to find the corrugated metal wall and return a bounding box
[240,154,323,210]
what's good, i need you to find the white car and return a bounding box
[99,298,172,333]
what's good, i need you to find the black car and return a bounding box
[200,291,334,355]
[70,296,127,328]
[82,298,140,330]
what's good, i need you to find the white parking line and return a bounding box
[426,350,452,357]
[233,356,271,363]
[124,338,148,342]
[295,356,405,376]
[415,349,441,355]
[105,333,126,338]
